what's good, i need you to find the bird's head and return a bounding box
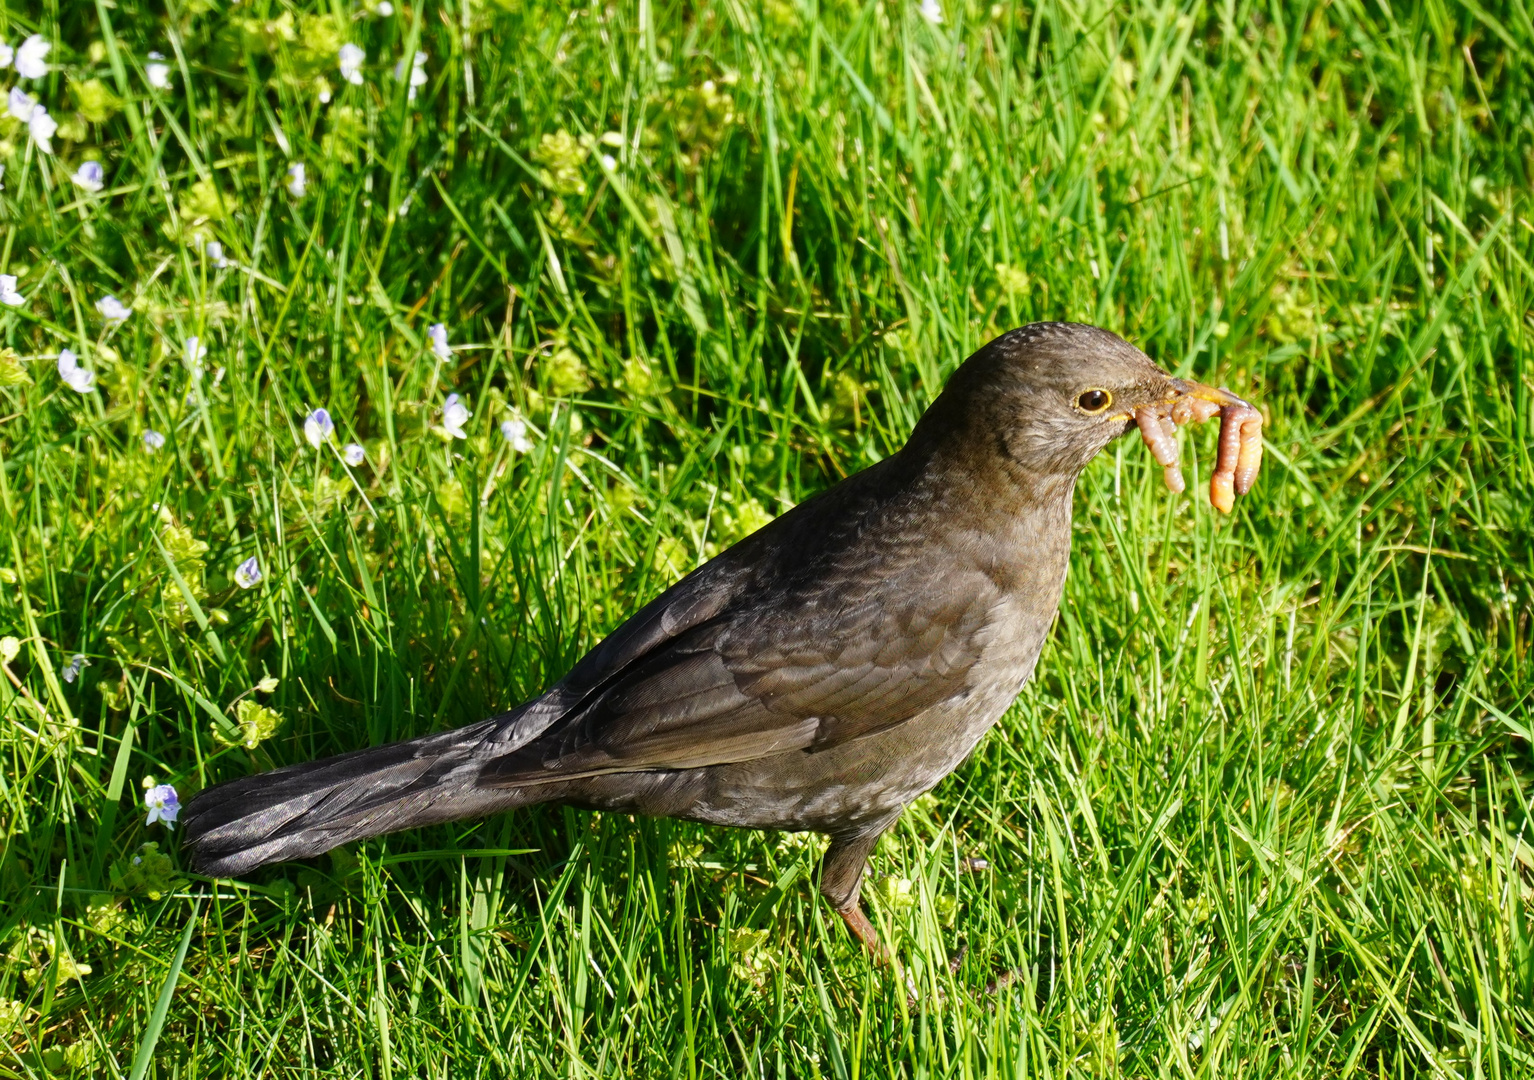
[914,322,1248,488]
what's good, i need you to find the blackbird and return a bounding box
[183,322,1261,954]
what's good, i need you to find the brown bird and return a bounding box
[183,323,1261,955]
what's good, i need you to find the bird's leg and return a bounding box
[819,831,889,964]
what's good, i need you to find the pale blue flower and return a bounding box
[0,40,13,68]
[146,52,170,90]
[15,35,49,80]
[58,350,95,393]
[500,417,533,453]
[286,162,306,198]
[184,336,207,376]
[443,394,470,439]
[62,653,89,683]
[304,407,334,447]
[427,322,451,361]
[204,240,229,268]
[339,43,365,85]
[394,51,427,99]
[7,86,35,121]
[144,784,179,827]
[96,295,131,322]
[343,442,365,466]
[143,429,165,451]
[234,556,262,589]
[0,274,23,307]
[71,160,104,192]
[27,106,55,154]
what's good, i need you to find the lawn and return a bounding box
[1,0,1531,1075]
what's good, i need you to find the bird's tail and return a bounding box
[183,716,535,877]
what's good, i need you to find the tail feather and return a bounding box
[183,717,538,876]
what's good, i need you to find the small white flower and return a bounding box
[184,336,208,375]
[15,35,50,80]
[500,417,533,453]
[71,160,104,193]
[343,442,365,466]
[304,407,334,447]
[599,153,617,171]
[394,51,428,99]
[146,51,170,90]
[144,783,180,827]
[58,350,95,393]
[205,240,229,268]
[0,274,24,307]
[918,0,943,23]
[442,394,470,439]
[317,83,332,105]
[234,556,262,589]
[339,43,365,85]
[0,40,13,68]
[142,429,165,451]
[62,653,89,683]
[286,162,306,198]
[96,295,131,322]
[376,0,394,14]
[28,107,56,154]
[427,322,451,360]
[7,86,35,122]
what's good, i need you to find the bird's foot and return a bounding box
[901,942,969,1009]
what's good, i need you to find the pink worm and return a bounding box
[1135,395,1264,513]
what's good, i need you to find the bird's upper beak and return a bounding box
[1167,378,1253,410]
[1113,378,1253,431]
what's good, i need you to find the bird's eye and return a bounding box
[1077,389,1112,414]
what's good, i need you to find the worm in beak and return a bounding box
[1134,379,1264,513]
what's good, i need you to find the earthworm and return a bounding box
[1232,408,1263,495]
[1135,389,1264,514]
[1135,409,1185,493]
[1169,396,1221,427]
[1209,403,1263,511]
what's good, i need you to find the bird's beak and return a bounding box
[1168,378,1253,409]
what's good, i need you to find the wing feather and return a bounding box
[483,457,1005,784]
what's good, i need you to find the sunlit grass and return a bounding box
[0,0,1531,1076]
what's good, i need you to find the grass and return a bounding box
[0,0,1530,1074]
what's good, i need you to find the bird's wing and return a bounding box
[485,551,998,784]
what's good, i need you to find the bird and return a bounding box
[183,322,1260,956]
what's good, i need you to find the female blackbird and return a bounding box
[183,323,1259,954]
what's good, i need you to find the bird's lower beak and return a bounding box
[1168,378,1253,409]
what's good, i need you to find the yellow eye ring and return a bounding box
[1076,388,1113,414]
